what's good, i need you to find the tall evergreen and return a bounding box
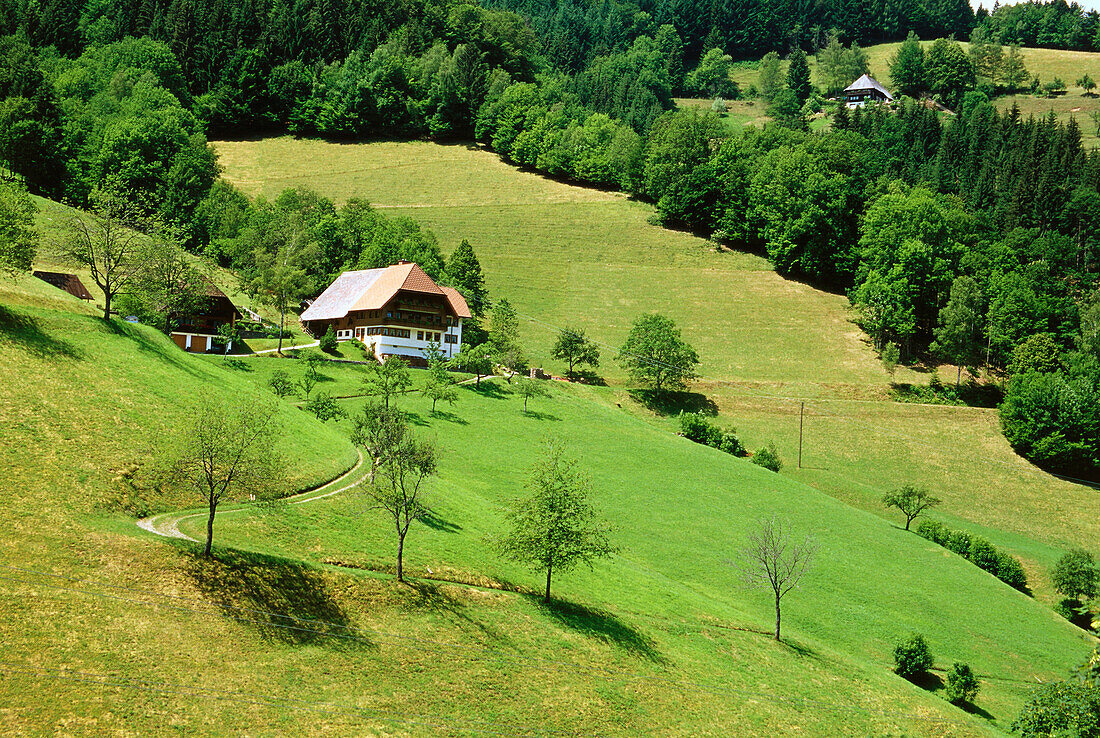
[445,239,488,315]
[786,47,811,103]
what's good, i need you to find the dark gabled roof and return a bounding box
[33,271,94,300]
[843,74,894,100]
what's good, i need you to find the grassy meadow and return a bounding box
[1,272,1093,734]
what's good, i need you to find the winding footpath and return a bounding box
[137,448,367,541]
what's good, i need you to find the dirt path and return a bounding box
[137,448,367,542]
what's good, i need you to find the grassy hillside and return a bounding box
[214,137,1100,581]
[0,276,1093,734]
[727,43,1100,146]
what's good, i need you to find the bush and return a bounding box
[945,530,972,557]
[268,369,295,398]
[319,325,338,353]
[305,392,346,422]
[1052,549,1100,601]
[719,430,745,457]
[1011,682,1100,737]
[751,442,782,472]
[915,519,948,546]
[945,662,980,706]
[678,412,745,456]
[894,633,934,679]
[994,552,1029,591]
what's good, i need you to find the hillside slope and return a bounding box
[0,273,1094,735]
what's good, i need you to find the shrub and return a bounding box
[268,369,295,398]
[968,537,1000,573]
[319,325,338,353]
[305,392,346,422]
[945,662,980,706]
[1011,682,1100,737]
[719,430,746,457]
[752,442,782,472]
[894,633,934,679]
[680,412,720,446]
[945,530,972,557]
[994,551,1029,591]
[915,519,948,546]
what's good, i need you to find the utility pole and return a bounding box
[798,401,804,469]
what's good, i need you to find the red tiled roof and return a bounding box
[440,286,473,319]
[302,262,467,321]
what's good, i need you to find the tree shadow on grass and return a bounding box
[907,671,944,693]
[180,547,372,651]
[530,596,666,664]
[429,409,469,425]
[401,579,510,645]
[420,509,463,533]
[0,305,82,360]
[522,409,561,421]
[466,381,509,399]
[959,701,995,720]
[566,370,606,386]
[628,389,718,417]
[403,410,430,427]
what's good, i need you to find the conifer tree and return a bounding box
[446,239,487,314]
[786,47,811,103]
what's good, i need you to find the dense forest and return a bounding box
[4,0,1100,477]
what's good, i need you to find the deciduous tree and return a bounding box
[362,355,412,409]
[1052,549,1099,602]
[422,357,458,412]
[758,51,783,102]
[369,432,437,582]
[890,32,926,98]
[552,327,600,378]
[516,376,550,412]
[350,401,406,485]
[735,516,816,641]
[0,181,37,275]
[932,276,985,385]
[617,313,699,394]
[498,439,617,602]
[62,194,148,320]
[882,484,941,530]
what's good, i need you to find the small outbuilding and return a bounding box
[842,74,894,108]
[171,279,242,353]
[33,271,94,301]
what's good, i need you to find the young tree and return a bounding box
[268,369,296,398]
[1077,74,1096,96]
[735,516,816,641]
[932,276,985,386]
[362,355,412,408]
[767,88,806,130]
[488,297,521,357]
[498,439,617,602]
[318,325,338,353]
[350,401,406,484]
[421,357,458,412]
[890,32,927,98]
[687,48,738,98]
[446,238,488,314]
[217,321,241,357]
[1052,549,1099,602]
[305,392,346,422]
[617,313,700,394]
[164,400,281,557]
[816,33,869,96]
[786,48,811,103]
[243,208,316,353]
[881,341,901,380]
[926,37,975,108]
[61,195,147,320]
[758,51,783,101]
[516,376,550,412]
[945,662,980,706]
[450,342,494,386]
[969,26,1003,84]
[1000,44,1029,92]
[369,432,438,582]
[552,327,600,378]
[882,485,941,530]
[0,180,37,276]
[893,633,934,679]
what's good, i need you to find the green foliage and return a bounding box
[931,276,985,384]
[1000,371,1100,477]
[915,520,1029,591]
[497,438,617,601]
[318,325,338,354]
[0,180,38,274]
[1011,682,1100,738]
[686,48,739,99]
[926,38,976,108]
[1052,550,1099,602]
[816,33,870,96]
[1000,44,1030,91]
[305,391,346,422]
[551,327,600,378]
[1009,333,1064,376]
[882,485,941,530]
[893,633,934,679]
[449,342,494,384]
[362,355,412,409]
[267,369,295,398]
[422,358,459,412]
[785,48,811,103]
[446,239,488,315]
[881,342,901,378]
[766,89,805,130]
[515,376,550,412]
[679,412,744,456]
[944,662,980,706]
[617,313,699,394]
[889,32,927,97]
[752,443,782,472]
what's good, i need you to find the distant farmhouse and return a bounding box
[301,261,471,365]
[33,271,93,301]
[842,74,894,108]
[171,279,242,354]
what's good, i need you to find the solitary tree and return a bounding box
[362,355,412,408]
[1077,74,1096,96]
[369,432,437,582]
[243,207,316,353]
[450,342,494,386]
[1000,44,1030,92]
[350,401,406,484]
[735,516,816,641]
[0,180,37,276]
[945,662,980,706]
[498,439,617,602]
[552,327,600,378]
[305,392,346,422]
[893,633,934,679]
[516,376,550,412]
[422,357,458,412]
[1052,549,1099,602]
[882,485,941,531]
[617,313,700,394]
[164,400,281,557]
[62,194,147,320]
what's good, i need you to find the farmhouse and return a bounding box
[842,74,894,108]
[33,271,94,301]
[300,261,471,364]
[171,279,242,353]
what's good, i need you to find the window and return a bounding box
[417,331,424,341]
[444,334,457,344]
[337,329,352,339]
[386,312,392,318]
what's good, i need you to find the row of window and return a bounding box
[417,331,442,343]
[367,327,412,339]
